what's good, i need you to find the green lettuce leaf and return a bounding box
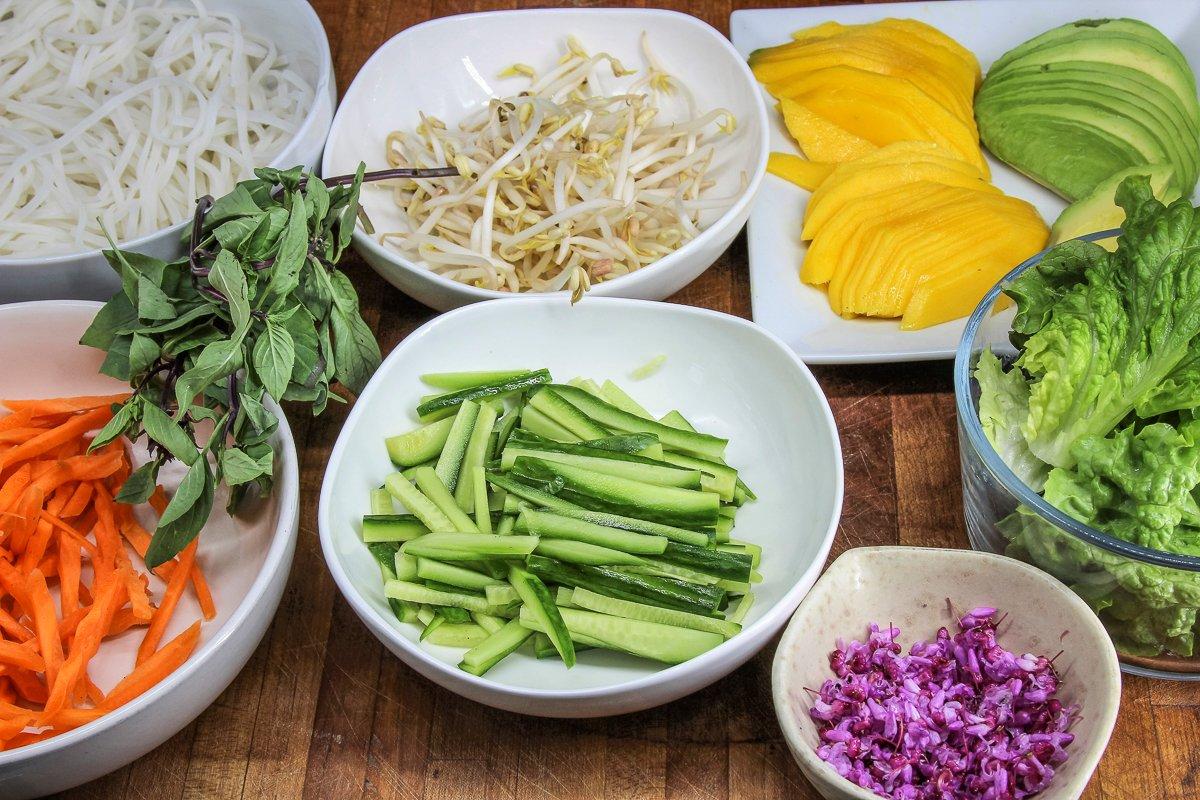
[975,349,1049,490]
[1013,176,1200,467]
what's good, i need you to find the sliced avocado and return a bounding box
[1050,165,1181,247]
[976,79,1192,184]
[990,19,1192,77]
[988,23,1200,122]
[977,104,1166,200]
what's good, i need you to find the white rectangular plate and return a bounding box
[730,0,1200,364]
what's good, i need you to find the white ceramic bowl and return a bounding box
[0,0,336,304]
[322,8,769,311]
[319,297,842,717]
[773,547,1121,800]
[0,301,300,799]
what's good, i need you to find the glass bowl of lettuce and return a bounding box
[954,176,1200,680]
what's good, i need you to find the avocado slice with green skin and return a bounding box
[983,62,1200,148]
[977,112,1151,201]
[990,19,1193,76]
[1050,165,1181,246]
[977,80,1194,186]
[989,30,1200,121]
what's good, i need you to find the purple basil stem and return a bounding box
[808,609,1076,800]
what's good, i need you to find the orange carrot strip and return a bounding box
[40,572,125,721]
[0,641,44,672]
[60,481,93,518]
[0,428,58,445]
[2,394,130,416]
[115,546,152,622]
[0,608,30,642]
[29,451,124,497]
[0,558,31,611]
[190,562,216,621]
[137,540,196,664]
[0,409,34,434]
[148,486,169,516]
[101,620,200,712]
[21,487,67,572]
[106,607,149,638]
[3,665,46,704]
[57,535,81,617]
[0,464,32,514]
[0,406,112,472]
[25,570,62,688]
[8,486,43,555]
[38,512,99,560]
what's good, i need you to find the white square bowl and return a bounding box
[730,0,1200,363]
[318,296,843,717]
[322,9,768,311]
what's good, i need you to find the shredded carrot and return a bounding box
[0,396,213,748]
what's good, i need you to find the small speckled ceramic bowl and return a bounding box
[772,547,1120,800]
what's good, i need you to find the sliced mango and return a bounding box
[903,270,1015,330]
[803,154,997,239]
[782,71,988,176]
[766,152,833,191]
[779,99,877,163]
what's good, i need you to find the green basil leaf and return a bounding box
[266,192,310,302]
[99,334,133,380]
[136,275,177,321]
[241,206,289,262]
[119,304,208,336]
[209,250,250,333]
[81,291,136,350]
[141,402,199,465]
[252,319,295,401]
[146,456,214,567]
[207,183,261,225]
[89,398,141,451]
[330,305,380,394]
[307,175,330,225]
[214,214,263,252]
[115,457,162,504]
[174,338,243,415]
[220,446,271,486]
[128,332,160,377]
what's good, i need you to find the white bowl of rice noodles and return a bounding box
[0,0,335,302]
[321,8,769,311]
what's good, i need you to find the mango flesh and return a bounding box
[779,99,876,163]
[766,152,833,191]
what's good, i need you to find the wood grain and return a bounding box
[51,1,1199,798]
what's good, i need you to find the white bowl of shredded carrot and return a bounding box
[0,301,300,799]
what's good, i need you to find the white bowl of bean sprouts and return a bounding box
[0,0,335,302]
[322,8,769,310]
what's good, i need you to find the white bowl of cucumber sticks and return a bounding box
[318,297,842,717]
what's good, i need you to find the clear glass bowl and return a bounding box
[954,230,1200,680]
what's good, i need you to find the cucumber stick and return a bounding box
[418,370,550,421]
[510,456,719,528]
[415,558,504,591]
[534,538,646,566]
[528,388,609,440]
[542,507,710,547]
[385,473,455,532]
[519,605,722,664]
[412,466,478,532]
[599,380,653,419]
[454,402,497,511]
[569,587,741,638]
[386,416,455,468]
[550,384,727,460]
[519,509,668,555]
[362,514,428,543]
[501,446,702,490]
[369,486,395,515]
[460,618,533,676]
[402,534,539,561]
[434,400,479,492]
[520,404,580,442]
[422,370,530,391]
[472,466,492,533]
[509,565,575,667]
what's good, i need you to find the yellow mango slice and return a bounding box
[788,86,987,177]
[766,152,833,191]
[872,19,982,89]
[902,270,1016,330]
[801,180,952,286]
[854,193,1047,317]
[834,194,1004,316]
[803,156,998,239]
[779,99,877,163]
[758,38,973,122]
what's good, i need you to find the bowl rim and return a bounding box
[0,0,335,268]
[317,294,844,703]
[952,229,1200,572]
[772,545,1122,800]
[0,300,301,766]
[320,6,770,302]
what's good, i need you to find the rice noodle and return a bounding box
[0,0,315,257]
[378,35,742,298]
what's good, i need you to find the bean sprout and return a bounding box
[0,0,315,257]
[378,35,739,299]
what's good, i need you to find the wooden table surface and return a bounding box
[53,1,1200,798]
